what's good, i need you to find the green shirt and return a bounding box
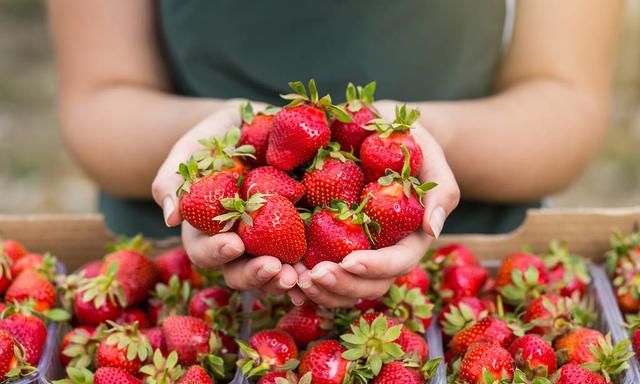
[100,0,540,238]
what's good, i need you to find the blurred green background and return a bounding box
[0,0,639,214]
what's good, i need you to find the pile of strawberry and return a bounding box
[178,80,436,266]
[605,230,640,364]
[0,239,68,381]
[55,235,242,384]
[425,242,633,384]
[234,265,440,384]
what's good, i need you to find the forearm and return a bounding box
[59,86,229,199]
[405,79,609,203]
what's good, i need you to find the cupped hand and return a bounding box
[295,100,460,307]
[151,100,299,295]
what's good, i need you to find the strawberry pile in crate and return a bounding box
[237,266,440,384]
[0,239,68,382]
[178,79,436,267]
[54,236,241,384]
[425,242,633,384]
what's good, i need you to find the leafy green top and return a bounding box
[280,79,353,123]
[365,104,420,137]
[345,82,376,113]
[377,146,437,203]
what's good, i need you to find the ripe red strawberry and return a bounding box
[241,166,305,204]
[101,235,159,306]
[5,269,56,312]
[247,329,298,367]
[178,161,240,236]
[116,307,149,328]
[188,287,231,320]
[78,260,103,278]
[94,367,141,384]
[508,334,557,375]
[10,253,43,277]
[360,105,424,183]
[177,365,214,384]
[239,102,275,167]
[0,311,47,365]
[542,241,590,298]
[0,329,25,380]
[495,251,549,289]
[438,297,488,337]
[96,322,152,375]
[153,247,204,288]
[141,327,166,355]
[276,304,333,347]
[450,317,514,356]
[332,82,378,155]
[555,363,606,384]
[299,340,349,384]
[440,265,488,304]
[611,251,640,313]
[554,328,604,365]
[0,253,12,294]
[267,80,351,171]
[395,266,430,294]
[302,143,364,208]
[431,243,479,267]
[605,230,640,274]
[162,315,211,365]
[353,312,397,328]
[361,147,435,248]
[522,294,561,336]
[258,371,296,384]
[60,326,98,368]
[459,342,514,383]
[216,193,306,263]
[303,201,376,268]
[74,285,124,326]
[1,240,27,263]
[354,298,386,313]
[397,328,429,362]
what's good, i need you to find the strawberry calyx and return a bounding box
[382,284,434,334]
[364,104,420,137]
[139,349,184,383]
[151,275,191,323]
[0,251,11,281]
[377,146,437,203]
[280,79,353,123]
[441,302,489,336]
[327,199,380,244]
[106,234,151,254]
[236,339,299,378]
[62,324,106,370]
[204,291,241,336]
[306,142,359,172]
[498,266,546,307]
[340,314,404,375]
[541,241,591,286]
[480,368,515,384]
[625,313,640,332]
[54,367,95,384]
[32,252,58,282]
[177,156,213,196]
[344,82,377,113]
[581,333,634,382]
[2,299,70,323]
[2,339,36,380]
[606,230,640,276]
[201,332,234,379]
[240,102,279,124]
[103,320,153,363]
[77,262,127,309]
[275,372,312,384]
[195,127,256,169]
[513,368,552,384]
[528,296,593,341]
[214,192,269,232]
[611,252,640,300]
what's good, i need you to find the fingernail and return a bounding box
[429,206,446,239]
[290,295,304,306]
[317,271,336,287]
[263,262,281,273]
[221,244,242,258]
[257,263,280,279]
[297,275,312,289]
[310,267,329,279]
[279,276,297,289]
[340,259,367,274]
[162,197,175,227]
[306,285,320,297]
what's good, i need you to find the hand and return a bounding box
[151,100,301,297]
[295,100,460,307]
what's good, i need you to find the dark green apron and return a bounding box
[100,0,540,238]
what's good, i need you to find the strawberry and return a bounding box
[611,250,640,313]
[371,359,441,384]
[541,241,590,298]
[5,268,56,312]
[78,260,103,278]
[139,350,185,384]
[276,304,333,347]
[116,307,149,328]
[100,235,159,306]
[149,275,192,326]
[605,230,640,275]
[302,142,364,208]
[73,264,126,326]
[459,342,514,383]
[450,317,514,356]
[60,325,100,368]
[395,266,430,294]
[555,363,606,384]
[299,340,349,384]
[382,284,434,333]
[238,329,298,377]
[522,294,592,338]
[215,193,306,263]
[193,127,255,180]
[360,105,423,183]
[354,298,386,313]
[141,327,166,355]
[303,200,377,268]
[0,252,12,294]
[431,243,479,267]
[332,82,378,155]
[439,297,488,337]
[188,287,239,335]
[178,159,240,236]
[96,322,152,375]
[10,253,44,277]
[508,334,556,376]
[239,102,276,167]
[440,265,488,304]
[162,315,212,365]
[1,240,27,263]
[177,364,214,384]
[241,166,305,204]
[267,80,351,171]
[361,147,436,248]
[258,371,297,384]
[496,252,550,306]
[153,247,204,288]
[93,367,141,384]
[0,310,47,365]
[397,328,429,363]
[0,329,31,380]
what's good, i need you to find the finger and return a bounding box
[287,287,306,307]
[309,262,393,299]
[340,231,431,279]
[182,222,245,268]
[258,264,298,295]
[297,270,357,308]
[222,256,282,290]
[412,126,460,238]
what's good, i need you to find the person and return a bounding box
[47,0,622,307]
